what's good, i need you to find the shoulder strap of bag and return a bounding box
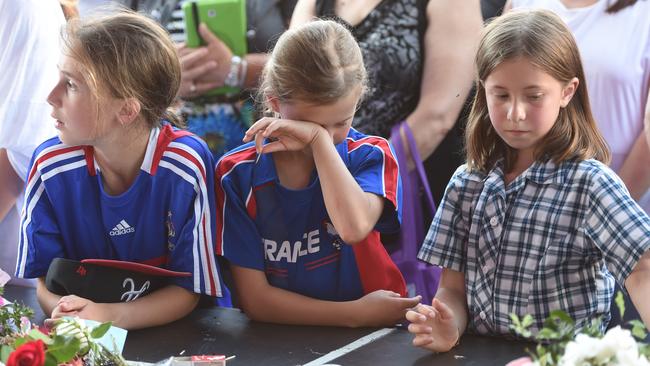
[401,122,435,214]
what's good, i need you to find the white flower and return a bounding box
[54,317,91,355]
[559,326,649,366]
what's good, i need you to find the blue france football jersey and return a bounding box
[16,124,226,298]
[216,128,406,301]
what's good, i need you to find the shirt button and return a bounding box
[489,217,499,227]
[479,311,487,320]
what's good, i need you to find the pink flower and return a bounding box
[61,358,84,366]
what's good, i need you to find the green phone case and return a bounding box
[183,0,247,96]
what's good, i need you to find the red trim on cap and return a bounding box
[139,255,169,267]
[81,259,191,277]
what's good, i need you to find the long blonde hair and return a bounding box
[62,10,183,128]
[465,9,610,173]
[258,19,367,109]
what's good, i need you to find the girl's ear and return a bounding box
[266,95,281,115]
[560,77,579,108]
[117,98,141,126]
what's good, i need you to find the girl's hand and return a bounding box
[351,290,421,327]
[243,116,330,154]
[51,295,114,323]
[406,298,459,353]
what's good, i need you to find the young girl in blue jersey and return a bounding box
[215,19,421,327]
[15,11,228,329]
[406,9,650,352]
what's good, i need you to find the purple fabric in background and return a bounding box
[389,121,441,305]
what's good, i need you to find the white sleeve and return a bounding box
[0,0,64,173]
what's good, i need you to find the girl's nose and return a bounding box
[507,99,525,123]
[47,82,62,108]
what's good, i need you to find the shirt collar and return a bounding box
[485,158,568,186]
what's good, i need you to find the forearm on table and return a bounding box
[232,265,359,327]
[617,133,650,201]
[107,285,199,330]
[36,277,62,316]
[242,285,359,327]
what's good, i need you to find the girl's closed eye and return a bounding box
[491,92,509,100]
[527,93,543,101]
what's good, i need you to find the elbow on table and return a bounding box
[236,288,274,322]
[238,299,276,323]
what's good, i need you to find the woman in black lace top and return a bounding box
[291,0,482,204]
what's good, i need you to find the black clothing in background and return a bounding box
[481,0,507,20]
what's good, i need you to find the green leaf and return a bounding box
[28,328,53,344]
[548,310,574,325]
[629,320,647,340]
[90,321,112,339]
[538,352,552,366]
[582,318,603,338]
[521,314,534,328]
[1,344,14,363]
[510,313,520,324]
[44,353,59,366]
[14,337,26,347]
[615,291,625,319]
[47,336,80,363]
[509,313,533,338]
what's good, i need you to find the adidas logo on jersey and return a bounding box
[109,219,135,236]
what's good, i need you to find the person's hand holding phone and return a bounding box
[177,23,234,98]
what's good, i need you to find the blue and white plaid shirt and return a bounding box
[418,159,650,336]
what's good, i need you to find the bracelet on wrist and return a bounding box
[224,55,242,88]
[237,58,248,89]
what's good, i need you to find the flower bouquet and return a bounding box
[507,293,649,366]
[0,285,127,366]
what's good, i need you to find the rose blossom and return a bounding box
[6,340,45,366]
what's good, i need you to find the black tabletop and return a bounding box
[3,285,532,365]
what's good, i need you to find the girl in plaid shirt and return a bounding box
[406,9,650,352]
